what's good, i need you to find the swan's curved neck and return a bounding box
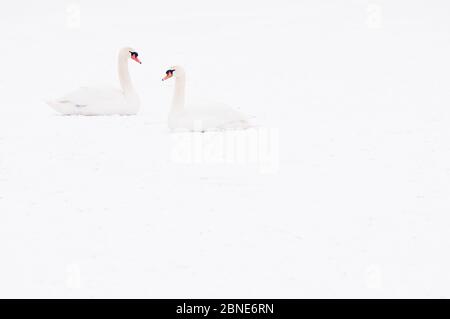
[118,54,135,95]
[172,76,186,111]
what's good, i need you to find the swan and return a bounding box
[46,47,142,115]
[162,66,249,131]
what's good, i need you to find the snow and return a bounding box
[1,0,450,298]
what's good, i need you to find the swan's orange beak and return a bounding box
[162,73,173,81]
[131,55,142,64]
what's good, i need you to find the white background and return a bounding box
[1,0,450,298]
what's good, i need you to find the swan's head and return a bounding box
[120,47,142,64]
[129,51,142,64]
[162,66,185,81]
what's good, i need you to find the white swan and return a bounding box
[46,47,142,115]
[162,66,249,131]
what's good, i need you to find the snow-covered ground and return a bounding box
[1,0,450,298]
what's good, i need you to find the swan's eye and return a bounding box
[130,51,138,58]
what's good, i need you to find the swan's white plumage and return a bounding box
[165,66,250,131]
[47,47,140,116]
[47,87,139,116]
[169,103,249,131]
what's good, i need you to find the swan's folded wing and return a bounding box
[47,87,128,115]
[59,87,125,107]
[172,103,249,130]
[189,103,248,121]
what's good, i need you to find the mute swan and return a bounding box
[162,66,249,131]
[46,47,142,115]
